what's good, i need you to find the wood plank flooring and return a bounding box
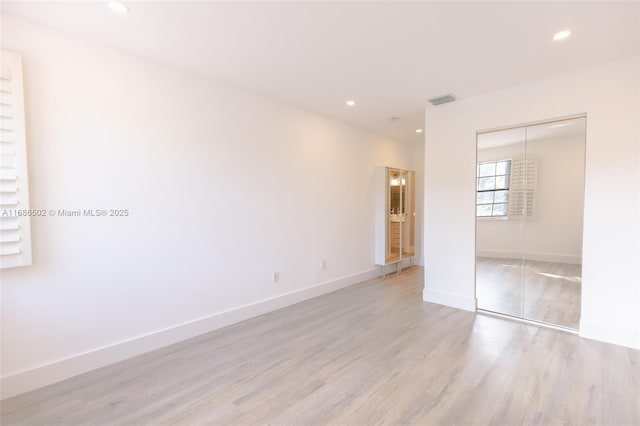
[2,267,639,425]
[476,257,581,329]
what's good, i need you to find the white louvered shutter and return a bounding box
[508,157,537,218]
[1,51,32,269]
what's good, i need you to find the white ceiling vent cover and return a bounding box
[428,94,456,106]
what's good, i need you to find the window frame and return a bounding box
[476,159,511,219]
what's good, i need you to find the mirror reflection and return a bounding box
[476,127,526,318]
[386,169,415,264]
[476,117,586,329]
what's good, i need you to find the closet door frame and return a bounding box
[474,113,587,331]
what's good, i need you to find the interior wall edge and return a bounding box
[0,267,381,400]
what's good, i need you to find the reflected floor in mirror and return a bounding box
[476,257,581,329]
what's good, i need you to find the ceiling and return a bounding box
[2,1,638,142]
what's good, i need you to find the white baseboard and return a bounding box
[1,268,381,400]
[423,289,477,312]
[477,250,581,265]
[579,318,640,350]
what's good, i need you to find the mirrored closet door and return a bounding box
[475,116,586,329]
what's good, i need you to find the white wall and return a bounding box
[476,134,585,264]
[424,56,640,349]
[0,15,418,398]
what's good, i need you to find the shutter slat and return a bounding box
[0,192,18,205]
[0,105,14,118]
[0,167,17,180]
[0,151,15,164]
[0,50,31,268]
[0,129,15,143]
[0,154,15,168]
[1,143,17,155]
[0,209,18,217]
[0,93,14,106]
[0,244,21,256]
[0,181,18,192]
[0,118,13,131]
[0,217,20,231]
[0,65,11,80]
[508,158,537,217]
[0,79,12,93]
[0,230,21,244]
[0,221,20,232]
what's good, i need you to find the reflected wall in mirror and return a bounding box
[475,117,586,329]
[476,127,525,318]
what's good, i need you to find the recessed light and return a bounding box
[346,100,356,106]
[108,1,129,14]
[553,30,571,41]
[416,129,423,133]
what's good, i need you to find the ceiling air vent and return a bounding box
[428,94,456,106]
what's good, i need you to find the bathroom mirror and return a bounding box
[475,117,586,329]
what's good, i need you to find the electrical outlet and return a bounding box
[321,260,327,270]
[273,272,280,283]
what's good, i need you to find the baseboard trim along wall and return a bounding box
[476,250,582,265]
[423,289,477,312]
[579,318,640,350]
[0,268,382,400]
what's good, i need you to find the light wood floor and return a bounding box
[3,267,639,425]
[476,257,581,329]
